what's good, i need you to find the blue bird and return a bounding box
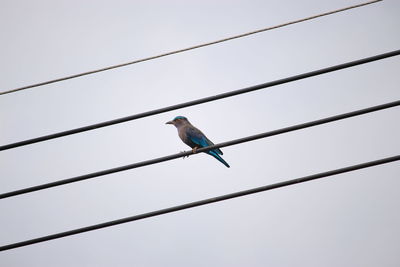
[166,116,230,168]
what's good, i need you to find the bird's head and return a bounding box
[166,116,189,127]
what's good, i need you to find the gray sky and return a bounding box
[1,0,399,266]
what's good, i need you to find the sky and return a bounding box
[0,0,399,266]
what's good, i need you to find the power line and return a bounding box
[0,0,382,96]
[1,154,398,251]
[1,49,399,152]
[1,99,398,200]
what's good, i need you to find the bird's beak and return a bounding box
[166,121,173,125]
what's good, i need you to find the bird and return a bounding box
[166,116,230,168]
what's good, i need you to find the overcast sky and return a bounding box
[0,0,399,266]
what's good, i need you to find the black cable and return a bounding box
[1,49,399,152]
[0,154,398,251]
[1,99,398,200]
[0,0,382,96]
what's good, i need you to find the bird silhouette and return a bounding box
[166,116,230,168]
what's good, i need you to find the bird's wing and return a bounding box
[186,126,223,155]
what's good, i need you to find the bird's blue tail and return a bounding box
[208,150,230,168]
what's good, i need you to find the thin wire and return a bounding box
[1,49,399,152]
[1,154,398,251]
[0,0,383,96]
[1,99,398,200]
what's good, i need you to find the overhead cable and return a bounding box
[0,154,398,251]
[1,99,398,200]
[0,0,382,96]
[1,49,399,152]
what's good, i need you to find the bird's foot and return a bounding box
[181,151,189,159]
[181,147,198,159]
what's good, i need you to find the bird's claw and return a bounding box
[181,147,198,159]
[181,151,189,159]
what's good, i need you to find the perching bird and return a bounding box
[166,116,230,168]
